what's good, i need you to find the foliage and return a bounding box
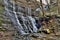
[0,1,4,26]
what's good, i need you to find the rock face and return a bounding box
[0,0,60,40]
[14,0,39,10]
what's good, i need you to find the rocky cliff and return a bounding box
[0,0,60,40]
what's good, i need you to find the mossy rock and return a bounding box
[0,27,6,32]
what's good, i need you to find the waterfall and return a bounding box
[3,0,30,35]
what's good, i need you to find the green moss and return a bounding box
[0,6,4,14]
[0,27,6,32]
[50,5,58,13]
[0,0,4,26]
[0,20,2,24]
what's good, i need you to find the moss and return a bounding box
[0,19,3,26]
[50,5,58,13]
[0,6,4,14]
[0,0,4,26]
[0,27,6,32]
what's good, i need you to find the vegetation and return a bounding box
[0,1,4,26]
[0,0,60,40]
